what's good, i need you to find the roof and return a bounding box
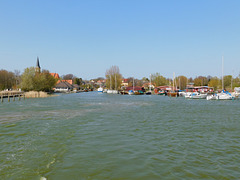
[55,81,73,89]
[50,73,60,79]
[57,79,73,85]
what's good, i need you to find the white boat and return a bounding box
[186,92,207,99]
[97,87,103,92]
[207,91,234,100]
[112,90,118,94]
[146,74,152,95]
[107,89,113,94]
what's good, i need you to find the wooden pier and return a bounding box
[0,91,25,103]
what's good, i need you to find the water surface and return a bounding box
[1,92,240,179]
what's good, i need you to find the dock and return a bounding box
[0,91,25,102]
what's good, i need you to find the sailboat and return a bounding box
[112,75,118,94]
[128,77,134,95]
[168,72,177,97]
[107,75,113,93]
[146,74,152,95]
[207,56,234,100]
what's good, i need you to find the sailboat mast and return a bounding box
[115,74,117,90]
[133,77,135,92]
[173,72,175,91]
[222,56,224,90]
[110,75,112,90]
[150,74,152,92]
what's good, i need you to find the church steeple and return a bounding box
[35,57,41,73]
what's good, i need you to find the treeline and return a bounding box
[0,68,83,92]
[1,67,240,91]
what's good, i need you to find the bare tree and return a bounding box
[105,65,122,90]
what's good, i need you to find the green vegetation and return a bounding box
[21,67,57,92]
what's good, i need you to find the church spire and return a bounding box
[35,57,41,73]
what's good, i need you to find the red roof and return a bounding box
[50,73,60,79]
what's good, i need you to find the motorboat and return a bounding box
[97,87,103,92]
[188,92,207,99]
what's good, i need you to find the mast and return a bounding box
[149,74,152,92]
[115,74,117,90]
[222,56,224,90]
[173,72,175,91]
[133,77,134,92]
[110,75,112,90]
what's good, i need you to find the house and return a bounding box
[121,79,129,87]
[54,81,73,92]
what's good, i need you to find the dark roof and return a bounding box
[55,82,73,89]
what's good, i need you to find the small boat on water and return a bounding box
[128,90,134,95]
[187,92,207,99]
[168,91,177,97]
[207,90,234,100]
[120,91,128,95]
[145,91,152,95]
[134,90,144,95]
[157,90,165,95]
[97,87,103,92]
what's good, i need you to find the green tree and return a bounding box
[74,78,82,85]
[21,67,56,92]
[21,67,35,91]
[208,77,220,90]
[223,75,232,89]
[176,76,187,90]
[194,76,208,86]
[152,73,167,86]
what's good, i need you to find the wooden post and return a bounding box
[19,94,21,101]
[1,96,3,103]
[13,95,15,101]
[8,95,10,102]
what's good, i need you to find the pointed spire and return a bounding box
[35,56,41,73]
[36,57,41,68]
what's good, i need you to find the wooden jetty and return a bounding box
[0,91,25,102]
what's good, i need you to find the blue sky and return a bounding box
[1,0,240,79]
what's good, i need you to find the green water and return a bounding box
[0,92,240,179]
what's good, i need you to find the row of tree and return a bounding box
[104,66,240,91]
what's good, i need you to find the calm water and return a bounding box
[1,92,240,180]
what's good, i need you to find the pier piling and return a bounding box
[8,95,10,102]
[1,96,3,103]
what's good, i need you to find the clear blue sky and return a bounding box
[1,0,240,80]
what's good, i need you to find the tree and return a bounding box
[0,69,16,90]
[208,77,220,90]
[74,78,82,85]
[21,67,56,92]
[62,74,74,80]
[105,65,122,90]
[223,75,232,89]
[21,67,35,91]
[151,73,167,86]
[176,76,187,90]
[193,76,208,86]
